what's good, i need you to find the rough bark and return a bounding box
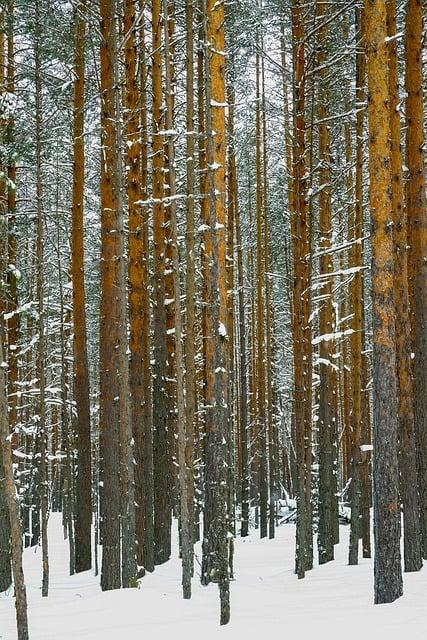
[387,0,422,574]
[151,0,172,566]
[71,0,92,575]
[0,329,29,640]
[405,0,427,560]
[34,0,49,597]
[255,43,267,540]
[365,0,403,605]
[184,0,196,570]
[348,7,365,566]
[291,0,310,579]
[316,0,335,566]
[99,0,121,591]
[201,0,230,624]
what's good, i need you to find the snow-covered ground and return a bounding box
[1,514,427,640]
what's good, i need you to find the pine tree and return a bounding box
[0,327,28,640]
[71,0,92,575]
[405,0,427,560]
[387,0,422,573]
[99,0,122,591]
[364,0,402,604]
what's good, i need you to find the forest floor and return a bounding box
[1,514,427,639]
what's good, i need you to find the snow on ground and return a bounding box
[1,514,427,640]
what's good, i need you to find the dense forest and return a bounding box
[0,0,426,638]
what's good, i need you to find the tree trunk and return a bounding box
[151,0,172,566]
[0,329,29,640]
[0,9,11,594]
[99,0,122,591]
[348,7,365,567]
[184,0,196,569]
[162,0,192,598]
[34,0,49,597]
[255,42,267,540]
[291,0,310,579]
[365,0,402,605]
[71,0,92,575]
[316,0,335,566]
[386,0,422,574]
[405,0,427,560]
[201,0,230,624]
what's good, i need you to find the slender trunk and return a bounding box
[255,42,267,540]
[184,0,196,570]
[260,47,275,541]
[71,0,92,575]
[348,8,365,567]
[405,0,427,560]
[34,0,48,597]
[99,0,122,591]
[57,244,75,576]
[291,0,309,579]
[316,0,335,565]
[230,66,249,538]
[0,329,29,640]
[152,0,172,566]
[0,9,11,594]
[386,0,422,573]
[6,0,18,447]
[162,0,191,597]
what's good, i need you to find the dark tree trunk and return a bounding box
[0,444,12,592]
[71,0,92,576]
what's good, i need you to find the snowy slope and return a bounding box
[1,514,427,640]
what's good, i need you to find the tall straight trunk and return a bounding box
[115,69,136,591]
[303,56,314,567]
[197,0,212,508]
[0,9,12,594]
[126,0,154,576]
[230,65,249,538]
[316,0,335,565]
[162,0,177,517]
[184,0,196,567]
[226,77,236,536]
[341,31,353,490]
[57,240,75,575]
[0,330,29,639]
[280,22,297,497]
[6,0,18,446]
[405,0,427,560]
[348,7,365,567]
[196,0,213,540]
[162,0,191,598]
[255,43,267,540]
[99,0,121,591]
[71,0,92,575]
[387,0,422,573]
[140,3,155,572]
[364,0,402,605]
[34,0,48,597]
[354,8,371,559]
[248,173,258,519]
[151,0,172,566]
[260,49,275,541]
[125,0,143,573]
[201,0,230,624]
[291,0,310,579]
